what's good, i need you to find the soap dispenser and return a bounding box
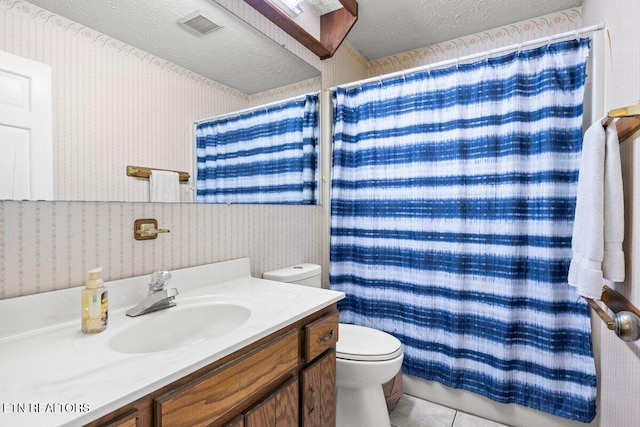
[81,267,108,333]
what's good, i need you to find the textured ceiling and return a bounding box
[25,0,320,95]
[26,0,583,94]
[346,0,583,61]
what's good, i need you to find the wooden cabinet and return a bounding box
[223,415,244,427]
[89,404,151,427]
[301,310,338,427]
[98,410,141,427]
[245,377,298,427]
[304,310,339,362]
[86,305,339,427]
[155,330,299,427]
[301,350,336,427]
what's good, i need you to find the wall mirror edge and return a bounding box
[2,0,322,204]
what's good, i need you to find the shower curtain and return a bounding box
[196,93,319,204]
[330,39,596,422]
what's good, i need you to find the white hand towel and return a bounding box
[150,170,180,202]
[568,119,625,299]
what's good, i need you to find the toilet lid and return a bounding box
[336,323,403,362]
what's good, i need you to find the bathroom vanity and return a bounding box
[0,258,344,427]
[89,307,338,427]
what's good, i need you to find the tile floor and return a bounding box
[390,394,510,427]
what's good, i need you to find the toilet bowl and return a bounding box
[335,323,403,427]
[263,264,404,427]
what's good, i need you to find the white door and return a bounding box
[0,50,53,200]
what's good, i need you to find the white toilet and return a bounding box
[263,264,404,427]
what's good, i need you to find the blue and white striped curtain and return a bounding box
[330,39,596,422]
[196,93,319,204]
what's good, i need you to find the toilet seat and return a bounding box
[337,323,403,362]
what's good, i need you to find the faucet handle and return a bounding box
[148,269,171,292]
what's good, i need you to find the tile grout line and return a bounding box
[451,411,458,427]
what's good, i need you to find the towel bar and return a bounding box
[126,165,190,182]
[602,101,640,141]
[584,286,640,341]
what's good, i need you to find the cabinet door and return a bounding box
[155,330,298,427]
[223,415,244,427]
[245,377,298,427]
[304,311,339,362]
[301,350,336,427]
[99,410,140,427]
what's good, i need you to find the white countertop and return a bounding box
[0,258,344,427]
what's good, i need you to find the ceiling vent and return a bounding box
[178,11,222,36]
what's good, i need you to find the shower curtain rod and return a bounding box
[194,91,320,125]
[330,23,605,91]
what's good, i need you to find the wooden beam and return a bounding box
[243,0,358,60]
[321,6,358,57]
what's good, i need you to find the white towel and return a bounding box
[150,170,180,202]
[568,118,625,299]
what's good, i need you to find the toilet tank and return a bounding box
[263,264,321,288]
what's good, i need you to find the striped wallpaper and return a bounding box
[0,200,323,299]
[581,2,640,427]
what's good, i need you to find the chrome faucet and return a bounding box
[126,270,178,317]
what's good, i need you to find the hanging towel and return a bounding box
[150,170,180,202]
[568,119,625,299]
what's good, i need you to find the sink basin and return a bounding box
[109,302,251,354]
